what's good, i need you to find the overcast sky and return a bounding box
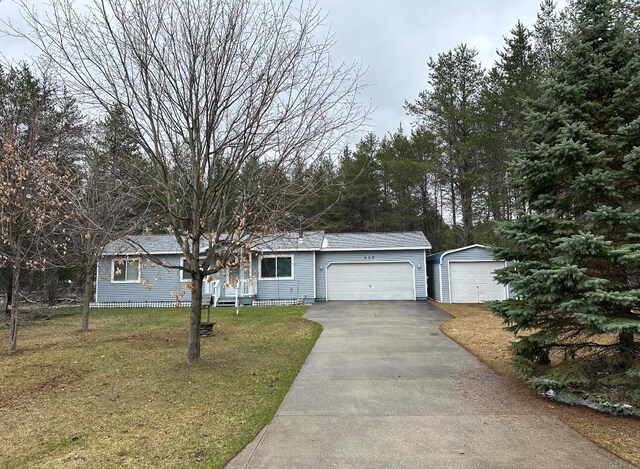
[1,0,565,139]
[316,0,566,138]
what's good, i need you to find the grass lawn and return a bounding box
[0,305,321,468]
[436,302,640,467]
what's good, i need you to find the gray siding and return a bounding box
[439,246,504,303]
[253,251,315,303]
[97,255,190,303]
[426,261,441,301]
[315,250,427,301]
[96,255,248,303]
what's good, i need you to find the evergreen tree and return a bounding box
[332,134,383,232]
[490,0,640,366]
[295,154,342,231]
[532,0,566,70]
[411,128,455,251]
[406,44,486,244]
[479,21,539,225]
[377,127,422,231]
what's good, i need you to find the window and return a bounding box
[260,256,293,279]
[112,258,140,282]
[180,258,192,282]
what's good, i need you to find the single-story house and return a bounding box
[426,244,509,303]
[94,231,431,307]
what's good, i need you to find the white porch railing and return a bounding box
[239,278,257,297]
[205,279,221,307]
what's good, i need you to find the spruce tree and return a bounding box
[490,0,640,366]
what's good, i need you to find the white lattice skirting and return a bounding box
[90,301,192,309]
[251,299,304,307]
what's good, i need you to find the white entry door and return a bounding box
[203,276,217,296]
[449,261,506,303]
[225,266,239,297]
[326,262,414,301]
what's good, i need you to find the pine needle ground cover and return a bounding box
[0,305,321,468]
[437,302,640,467]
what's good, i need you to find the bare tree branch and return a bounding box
[12,0,367,362]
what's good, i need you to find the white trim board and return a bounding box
[110,257,142,284]
[258,254,295,281]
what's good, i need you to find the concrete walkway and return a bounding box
[226,301,631,468]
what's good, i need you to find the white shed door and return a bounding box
[449,261,506,303]
[326,262,414,301]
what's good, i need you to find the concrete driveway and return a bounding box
[226,301,631,468]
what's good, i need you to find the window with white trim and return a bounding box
[260,256,293,279]
[180,258,192,282]
[112,258,141,282]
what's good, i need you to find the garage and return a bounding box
[326,262,415,301]
[449,261,506,303]
[426,244,509,303]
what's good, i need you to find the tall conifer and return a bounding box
[490,0,640,366]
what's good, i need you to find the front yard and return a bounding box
[437,302,640,467]
[0,305,321,468]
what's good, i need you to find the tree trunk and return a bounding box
[619,330,636,360]
[450,178,457,228]
[460,186,474,245]
[46,268,57,306]
[8,252,21,354]
[187,273,202,364]
[81,265,94,331]
[4,267,12,321]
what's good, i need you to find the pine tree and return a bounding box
[479,21,539,224]
[406,44,486,244]
[333,134,383,232]
[532,0,566,70]
[490,0,640,366]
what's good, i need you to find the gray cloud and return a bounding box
[1,0,565,138]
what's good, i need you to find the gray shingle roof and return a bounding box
[102,234,209,255]
[102,230,431,255]
[321,231,431,250]
[252,231,325,251]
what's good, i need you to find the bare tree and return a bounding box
[14,0,366,363]
[0,64,78,353]
[0,138,72,352]
[62,105,154,331]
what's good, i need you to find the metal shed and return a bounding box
[426,244,508,303]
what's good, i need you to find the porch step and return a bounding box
[216,299,237,307]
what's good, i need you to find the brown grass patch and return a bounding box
[435,301,640,467]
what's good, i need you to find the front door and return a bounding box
[203,275,217,296]
[225,266,240,297]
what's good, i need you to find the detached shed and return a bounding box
[426,244,508,303]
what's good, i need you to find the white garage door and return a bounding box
[326,262,415,301]
[449,261,506,303]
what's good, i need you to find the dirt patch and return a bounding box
[104,331,184,346]
[0,364,83,410]
[434,301,640,467]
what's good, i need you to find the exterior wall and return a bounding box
[97,254,189,303]
[439,246,505,303]
[426,261,441,301]
[96,255,250,304]
[315,250,427,301]
[253,251,315,303]
[98,247,430,304]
